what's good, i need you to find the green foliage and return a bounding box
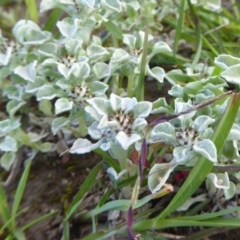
[1,0,240,239]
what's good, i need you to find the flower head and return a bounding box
[70,94,152,154]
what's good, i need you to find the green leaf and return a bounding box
[136,24,148,101]
[38,142,53,152]
[0,152,16,171]
[0,182,11,229]
[173,0,186,57]
[21,210,57,231]
[65,162,102,219]
[25,0,38,22]
[39,100,52,116]
[12,160,31,227]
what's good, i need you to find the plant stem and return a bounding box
[127,73,135,97]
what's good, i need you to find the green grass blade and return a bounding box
[134,217,240,231]
[180,206,240,221]
[43,8,63,32]
[187,0,202,69]
[136,24,149,101]
[21,210,58,231]
[0,207,28,233]
[173,0,186,57]
[13,229,26,240]
[156,93,240,219]
[11,160,31,223]
[63,221,70,240]
[24,0,38,22]
[65,162,102,218]
[0,182,12,229]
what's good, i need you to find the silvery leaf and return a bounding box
[88,121,102,140]
[109,93,122,112]
[221,64,240,85]
[206,172,230,190]
[172,146,194,164]
[0,118,20,134]
[93,62,111,79]
[7,100,26,117]
[224,181,236,200]
[51,117,70,135]
[0,152,16,171]
[26,76,47,93]
[228,124,240,141]
[150,41,172,58]
[146,65,165,83]
[214,54,240,70]
[139,31,154,46]
[148,163,175,194]
[13,20,40,40]
[116,131,141,150]
[3,85,23,101]
[55,98,73,114]
[40,0,60,12]
[193,139,217,163]
[131,118,147,132]
[132,101,152,118]
[150,122,176,145]
[70,138,100,154]
[151,98,172,114]
[82,0,95,8]
[56,18,80,38]
[0,136,17,152]
[123,34,137,49]
[102,0,122,12]
[193,115,215,132]
[21,29,52,45]
[107,167,127,180]
[177,194,207,211]
[14,60,37,82]
[74,62,90,79]
[110,49,129,63]
[87,45,109,59]
[168,85,184,98]
[57,63,75,79]
[126,1,140,10]
[121,97,137,113]
[87,97,111,116]
[38,42,57,58]
[37,85,59,100]
[90,81,108,95]
[0,47,11,66]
